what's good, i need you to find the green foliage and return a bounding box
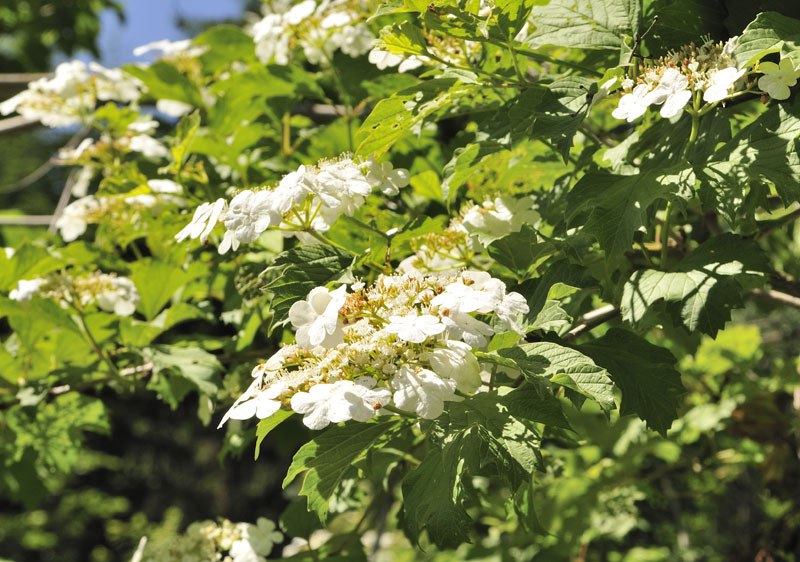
[3,2,800,561]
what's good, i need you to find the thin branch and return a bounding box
[749,288,800,310]
[0,215,54,225]
[0,115,36,134]
[565,304,620,340]
[0,72,50,84]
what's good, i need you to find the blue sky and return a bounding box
[96,0,247,66]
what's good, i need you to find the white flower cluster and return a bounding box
[131,517,281,562]
[612,37,749,122]
[251,0,375,66]
[0,61,142,128]
[56,179,183,242]
[219,270,529,430]
[175,155,409,254]
[9,271,140,316]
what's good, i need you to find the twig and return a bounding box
[0,115,36,134]
[564,304,620,340]
[0,72,51,84]
[749,288,800,310]
[0,215,54,225]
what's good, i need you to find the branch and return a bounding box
[749,288,800,309]
[564,304,620,340]
[0,115,36,134]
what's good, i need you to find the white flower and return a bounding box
[316,158,372,213]
[253,14,291,65]
[127,119,159,134]
[612,84,653,122]
[648,68,692,118]
[220,190,279,254]
[71,166,94,198]
[288,285,347,348]
[272,166,316,213]
[147,179,182,194]
[218,377,288,429]
[156,99,193,118]
[432,274,503,315]
[95,276,139,316]
[3,247,14,259]
[496,291,529,334]
[368,48,404,70]
[391,366,459,419]
[758,58,800,100]
[88,62,142,103]
[128,135,170,159]
[462,196,539,243]
[56,196,100,241]
[58,138,94,162]
[285,0,316,25]
[427,341,481,393]
[290,380,390,430]
[320,11,352,29]
[329,24,375,58]
[703,66,745,103]
[365,160,410,196]
[385,313,446,344]
[231,518,282,561]
[175,198,226,244]
[9,278,46,301]
[440,311,495,348]
[133,38,205,59]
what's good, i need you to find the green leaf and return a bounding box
[400,442,472,548]
[195,24,257,72]
[488,225,553,278]
[357,79,476,157]
[263,244,354,325]
[146,345,223,402]
[283,420,401,521]
[441,142,505,207]
[379,21,429,56]
[734,11,800,68]
[169,111,201,169]
[7,393,109,475]
[498,342,616,411]
[529,300,572,335]
[130,259,195,321]
[123,61,203,106]
[644,0,728,54]
[704,101,800,205]
[527,0,640,51]
[502,382,572,429]
[255,410,294,460]
[580,328,684,434]
[621,234,768,335]
[567,167,694,257]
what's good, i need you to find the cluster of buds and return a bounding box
[175,154,409,254]
[219,270,529,430]
[9,271,140,317]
